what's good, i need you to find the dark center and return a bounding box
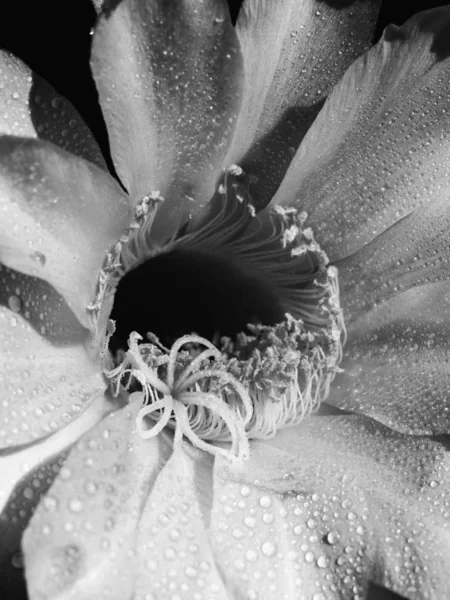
[109,247,285,355]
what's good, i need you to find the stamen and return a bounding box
[104,331,251,464]
[96,164,347,462]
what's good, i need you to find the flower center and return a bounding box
[89,166,346,462]
[108,244,285,356]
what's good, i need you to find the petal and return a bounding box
[272,7,450,260]
[327,281,450,435]
[91,0,243,242]
[336,193,450,322]
[23,397,172,600]
[0,389,108,511]
[0,267,107,448]
[0,136,131,327]
[0,51,106,170]
[211,415,450,599]
[0,452,68,600]
[134,445,229,598]
[224,0,380,209]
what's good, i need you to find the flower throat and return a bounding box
[90,166,346,462]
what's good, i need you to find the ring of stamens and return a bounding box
[92,165,347,463]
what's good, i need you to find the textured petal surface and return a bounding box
[225,0,380,209]
[0,394,109,596]
[328,281,450,435]
[272,7,450,260]
[0,452,68,600]
[0,51,106,170]
[134,446,229,599]
[91,0,243,242]
[23,397,172,600]
[0,268,106,448]
[336,192,450,322]
[24,412,450,599]
[0,136,131,327]
[211,415,450,600]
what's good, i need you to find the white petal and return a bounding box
[225,0,380,209]
[91,0,243,242]
[272,7,450,261]
[0,51,106,170]
[0,136,131,328]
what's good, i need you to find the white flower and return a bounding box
[0,1,450,599]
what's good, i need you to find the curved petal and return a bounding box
[327,281,450,435]
[0,392,109,585]
[23,397,172,600]
[225,0,380,209]
[336,195,450,322]
[272,7,450,260]
[211,415,450,599]
[134,445,229,599]
[0,452,68,600]
[0,390,109,512]
[0,290,106,448]
[0,51,106,170]
[91,0,243,242]
[0,136,131,328]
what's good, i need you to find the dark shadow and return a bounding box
[238,100,326,210]
[382,8,450,60]
[368,582,410,599]
[0,451,68,600]
[431,434,450,452]
[318,0,379,8]
[375,1,450,41]
[0,264,88,347]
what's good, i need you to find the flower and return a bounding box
[1,1,450,599]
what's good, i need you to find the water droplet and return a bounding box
[244,516,256,528]
[316,555,328,568]
[325,531,340,545]
[305,551,315,563]
[11,551,23,569]
[261,541,277,557]
[30,251,46,266]
[8,295,21,313]
[84,482,97,495]
[68,498,84,513]
[240,486,251,497]
[245,549,258,562]
[259,495,271,508]
[43,495,58,511]
[146,559,157,571]
[60,467,72,480]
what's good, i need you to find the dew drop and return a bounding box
[8,295,22,313]
[259,495,271,508]
[43,495,58,511]
[68,498,84,513]
[326,531,340,545]
[240,485,251,497]
[261,541,277,557]
[146,559,157,571]
[11,551,23,569]
[316,555,328,568]
[30,251,46,266]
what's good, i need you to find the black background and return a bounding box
[0,2,447,599]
